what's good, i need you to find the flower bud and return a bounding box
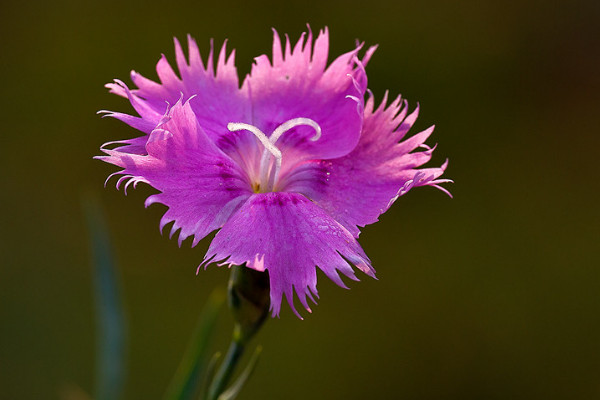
[228,265,270,342]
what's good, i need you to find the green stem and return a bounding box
[206,265,269,400]
[206,326,245,400]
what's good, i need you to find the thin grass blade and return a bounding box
[200,352,223,400]
[164,289,225,400]
[82,193,127,400]
[217,346,262,400]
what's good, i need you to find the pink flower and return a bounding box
[97,28,451,318]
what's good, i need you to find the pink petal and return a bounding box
[291,94,451,237]
[97,99,252,246]
[204,192,375,318]
[106,37,251,144]
[243,27,376,161]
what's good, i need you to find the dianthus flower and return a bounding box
[97,28,451,317]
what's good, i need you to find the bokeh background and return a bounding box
[1,0,599,398]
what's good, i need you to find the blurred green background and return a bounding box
[1,0,599,398]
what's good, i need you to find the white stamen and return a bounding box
[227,118,322,192]
[269,117,322,145]
[227,122,282,161]
[228,123,282,189]
[259,118,321,189]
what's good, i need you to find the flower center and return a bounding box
[227,118,322,193]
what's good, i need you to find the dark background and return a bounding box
[1,0,599,399]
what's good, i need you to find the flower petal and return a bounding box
[290,93,451,237]
[106,37,251,143]
[243,27,375,161]
[97,99,252,246]
[203,192,375,318]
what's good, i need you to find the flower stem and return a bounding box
[206,265,270,400]
[206,326,246,400]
